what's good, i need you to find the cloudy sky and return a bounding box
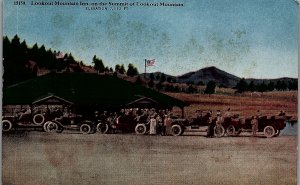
[3,0,298,78]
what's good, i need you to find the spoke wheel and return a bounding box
[33,114,45,125]
[171,125,182,136]
[97,123,109,134]
[43,121,51,132]
[264,126,275,138]
[135,124,147,135]
[214,125,225,137]
[47,122,58,133]
[2,120,12,132]
[226,125,236,136]
[80,124,91,134]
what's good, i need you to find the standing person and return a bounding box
[164,114,172,136]
[206,111,214,138]
[251,115,258,137]
[149,115,157,135]
[216,110,223,126]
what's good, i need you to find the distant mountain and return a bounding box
[176,66,240,87]
[141,66,297,88]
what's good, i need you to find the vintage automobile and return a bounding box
[2,108,53,132]
[222,115,291,138]
[112,113,149,133]
[45,116,95,134]
[157,111,225,137]
[43,109,96,134]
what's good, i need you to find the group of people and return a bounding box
[95,108,177,135]
[13,105,287,137]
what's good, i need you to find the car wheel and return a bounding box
[33,114,45,125]
[2,120,12,132]
[226,125,235,136]
[214,125,225,137]
[80,124,91,134]
[264,126,275,138]
[43,121,51,132]
[96,123,109,134]
[135,124,147,135]
[171,125,182,136]
[47,122,58,133]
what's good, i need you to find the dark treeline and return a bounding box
[235,78,298,93]
[3,35,140,87]
[3,35,84,87]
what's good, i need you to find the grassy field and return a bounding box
[166,91,297,120]
[2,132,297,185]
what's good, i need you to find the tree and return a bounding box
[275,80,287,91]
[149,73,155,80]
[187,85,197,93]
[166,77,173,83]
[156,74,160,81]
[235,78,248,93]
[92,55,105,73]
[109,67,113,73]
[257,82,267,92]
[248,81,256,92]
[119,64,126,74]
[160,73,166,82]
[197,81,205,86]
[267,81,275,91]
[204,81,216,95]
[115,64,121,73]
[288,80,297,90]
[126,63,139,77]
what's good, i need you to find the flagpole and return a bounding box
[144,59,146,78]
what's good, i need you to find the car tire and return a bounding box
[2,120,13,132]
[33,114,45,125]
[80,124,91,134]
[226,125,236,136]
[214,125,225,137]
[264,126,275,138]
[47,122,58,133]
[96,123,109,134]
[171,125,182,136]
[135,124,147,135]
[43,121,51,132]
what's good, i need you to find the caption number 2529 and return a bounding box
[14,1,26,5]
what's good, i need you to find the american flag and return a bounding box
[146,59,156,67]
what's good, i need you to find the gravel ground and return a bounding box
[2,132,297,185]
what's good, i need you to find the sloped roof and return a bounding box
[3,73,188,108]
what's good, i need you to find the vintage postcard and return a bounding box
[2,0,298,184]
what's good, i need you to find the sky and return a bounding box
[3,0,299,78]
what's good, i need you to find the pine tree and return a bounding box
[92,55,105,73]
[204,81,216,95]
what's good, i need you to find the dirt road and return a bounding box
[3,132,297,185]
